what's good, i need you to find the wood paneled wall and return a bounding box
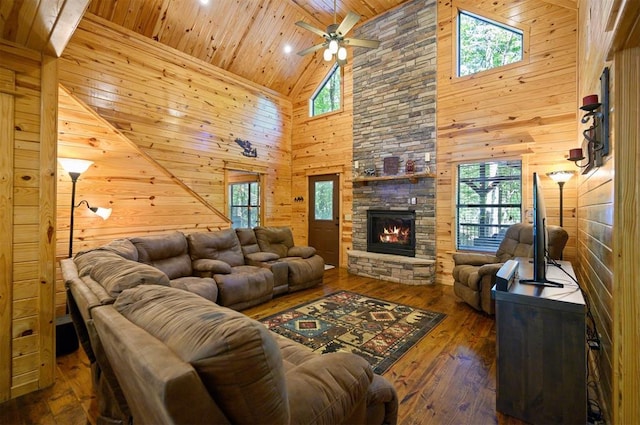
[291,61,354,266]
[576,0,615,418]
[0,41,57,402]
[54,13,294,310]
[436,0,578,284]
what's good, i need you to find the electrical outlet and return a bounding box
[424,152,431,162]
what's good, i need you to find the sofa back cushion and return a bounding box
[114,285,289,424]
[235,228,260,255]
[130,232,192,279]
[187,229,245,267]
[254,226,294,258]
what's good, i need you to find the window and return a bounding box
[457,10,523,77]
[229,182,260,229]
[310,64,341,116]
[456,160,522,252]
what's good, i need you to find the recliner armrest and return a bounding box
[477,262,505,278]
[245,251,280,263]
[287,246,316,259]
[192,259,232,277]
[453,252,498,266]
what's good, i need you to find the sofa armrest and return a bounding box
[287,352,373,424]
[287,245,316,259]
[192,259,232,277]
[453,252,498,266]
[245,251,280,263]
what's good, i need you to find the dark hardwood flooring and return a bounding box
[0,267,525,424]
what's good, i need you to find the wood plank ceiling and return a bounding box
[84,0,411,97]
[1,0,578,96]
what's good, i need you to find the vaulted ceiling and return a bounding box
[1,0,578,97]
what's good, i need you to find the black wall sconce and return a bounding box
[567,67,610,173]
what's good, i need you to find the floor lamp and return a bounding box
[58,158,94,257]
[546,170,575,227]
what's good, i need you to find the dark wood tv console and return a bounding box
[492,258,587,424]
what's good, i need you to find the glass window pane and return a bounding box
[314,181,333,220]
[229,182,261,229]
[458,10,523,77]
[311,65,341,116]
[456,160,522,252]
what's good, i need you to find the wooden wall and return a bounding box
[290,61,354,266]
[0,41,57,402]
[577,1,640,422]
[576,0,615,418]
[436,0,579,284]
[55,13,294,310]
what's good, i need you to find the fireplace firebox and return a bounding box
[367,210,416,257]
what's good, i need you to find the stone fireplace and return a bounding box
[347,0,437,285]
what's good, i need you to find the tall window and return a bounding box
[310,64,341,116]
[457,160,522,252]
[457,10,523,77]
[229,182,260,229]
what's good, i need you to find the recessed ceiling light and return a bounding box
[284,44,293,54]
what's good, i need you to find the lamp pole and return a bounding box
[68,172,80,258]
[557,180,566,227]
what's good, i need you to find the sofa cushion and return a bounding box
[192,259,233,276]
[254,226,295,258]
[170,276,218,302]
[113,285,289,424]
[90,255,170,297]
[188,229,245,267]
[235,228,261,256]
[244,251,280,263]
[130,232,192,279]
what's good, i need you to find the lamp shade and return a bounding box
[58,158,93,174]
[547,170,575,183]
[93,207,112,220]
[323,48,333,61]
[337,46,347,61]
[328,39,339,54]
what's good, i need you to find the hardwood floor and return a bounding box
[0,268,525,424]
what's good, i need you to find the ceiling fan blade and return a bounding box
[344,38,380,49]
[297,43,326,56]
[336,11,360,36]
[295,20,328,38]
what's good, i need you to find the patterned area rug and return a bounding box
[260,290,446,374]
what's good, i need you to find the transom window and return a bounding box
[310,64,341,117]
[457,10,524,77]
[229,181,260,229]
[456,160,522,252]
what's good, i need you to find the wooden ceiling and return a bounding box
[83,0,411,97]
[1,0,578,97]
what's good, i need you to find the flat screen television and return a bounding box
[520,172,563,288]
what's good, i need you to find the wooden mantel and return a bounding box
[353,171,436,186]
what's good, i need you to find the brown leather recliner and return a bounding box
[252,226,325,292]
[452,222,568,315]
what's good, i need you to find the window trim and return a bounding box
[455,159,523,253]
[228,180,261,229]
[452,3,530,81]
[309,63,343,117]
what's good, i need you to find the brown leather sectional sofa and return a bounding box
[61,226,398,424]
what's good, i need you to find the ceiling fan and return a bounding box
[295,0,380,66]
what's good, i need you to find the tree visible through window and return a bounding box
[457,10,523,77]
[310,64,341,116]
[457,160,522,252]
[229,182,260,229]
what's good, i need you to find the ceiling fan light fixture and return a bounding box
[328,39,339,54]
[337,46,347,61]
[323,48,333,62]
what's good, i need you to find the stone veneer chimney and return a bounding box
[351,0,437,265]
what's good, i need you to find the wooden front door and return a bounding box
[308,174,340,266]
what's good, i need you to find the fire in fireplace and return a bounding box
[367,210,416,257]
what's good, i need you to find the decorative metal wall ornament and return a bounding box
[235,138,257,157]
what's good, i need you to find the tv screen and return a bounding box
[520,172,563,288]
